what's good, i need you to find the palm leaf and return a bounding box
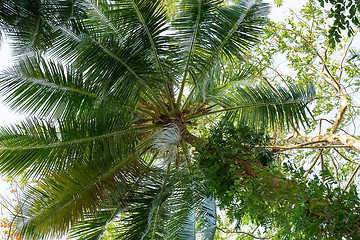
[174,0,269,100]
[14,156,146,239]
[115,165,216,240]
[207,82,316,130]
[0,55,137,119]
[112,0,175,80]
[0,0,86,53]
[0,108,138,178]
[198,195,217,240]
[68,207,116,240]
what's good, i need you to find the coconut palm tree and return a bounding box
[0,0,315,238]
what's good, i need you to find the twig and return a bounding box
[319,118,357,138]
[339,30,358,79]
[342,163,360,194]
[261,76,280,95]
[273,25,341,90]
[303,149,323,180]
[269,144,352,151]
[217,227,273,239]
[334,149,360,164]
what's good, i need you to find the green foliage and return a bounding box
[211,82,316,130]
[316,0,360,47]
[195,119,274,203]
[195,119,360,239]
[1,0,356,239]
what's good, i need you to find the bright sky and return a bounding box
[0,38,23,126]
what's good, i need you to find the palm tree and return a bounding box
[0,0,315,238]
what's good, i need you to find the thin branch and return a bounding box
[269,144,352,151]
[339,30,358,79]
[217,227,273,239]
[319,118,357,138]
[273,26,340,89]
[333,149,360,164]
[342,163,360,194]
[303,149,323,180]
[261,76,280,95]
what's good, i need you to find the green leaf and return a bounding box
[207,82,316,130]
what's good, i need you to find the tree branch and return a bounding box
[273,133,360,154]
[217,227,273,239]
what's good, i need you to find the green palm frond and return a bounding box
[0,55,136,118]
[68,206,116,240]
[111,0,176,80]
[0,0,86,53]
[198,195,217,240]
[186,58,259,105]
[206,82,316,130]
[15,156,146,239]
[175,0,269,103]
[115,166,213,240]
[0,108,138,178]
[50,0,175,88]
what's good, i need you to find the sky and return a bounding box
[0,38,23,126]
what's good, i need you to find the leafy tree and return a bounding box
[0,0,359,239]
[317,0,360,47]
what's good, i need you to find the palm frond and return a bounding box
[0,108,137,179]
[15,155,146,239]
[116,166,210,240]
[50,0,176,88]
[68,207,115,240]
[198,195,217,240]
[112,0,175,81]
[174,0,269,99]
[0,55,137,119]
[0,0,86,53]
[206,82,316,130]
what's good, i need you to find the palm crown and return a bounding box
[0,0,315,239]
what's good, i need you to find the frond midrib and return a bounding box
[0,125,156,151]
[176,0,203,109]
[185,97,313,121]
[84,0,121,36]
[130,0,165,81]
[195,2,257,85]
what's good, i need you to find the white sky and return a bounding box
[0,37,23,126]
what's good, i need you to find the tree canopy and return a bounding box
[0,0,359,239]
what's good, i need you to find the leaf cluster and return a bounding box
[227,163,360,239]
[194,119,274,203]
[317,0,360,47]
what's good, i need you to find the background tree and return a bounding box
[316,0,360,47]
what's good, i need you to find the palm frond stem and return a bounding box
[142,162,171,240]
[0,125,158,151]
[136,107,162,121]
[130,0,165,81]
[194,2,256,88]
[83,0,121,36]
[90,37,171,117]
[128,0,176,116]
[181,85,196,111]
[176,0,203,111]
[184,100,311,122]
[165,84,176,115]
